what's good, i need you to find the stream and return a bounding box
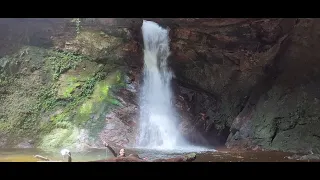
[0,147,309,162]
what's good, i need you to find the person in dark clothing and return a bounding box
[103,141,126,157]
[103,141,150,160]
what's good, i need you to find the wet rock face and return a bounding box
[223,19,320,153]
[141,18,287,147]
[172,81,228,147]
[99,88,139,148]
[2,18,320,154]
[143,18,320,154]
[0,18,143,150]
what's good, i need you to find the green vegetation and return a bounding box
[38,51,126,150]
[0,45,127,150]
[71,18,82,34]
[39,70,125,150]
[45,51,88,80]
[0,74,10,86]
[40,127,80,150]
[63,81,81,98]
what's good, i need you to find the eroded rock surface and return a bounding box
[143,18,320,154]
[1,18,320,155]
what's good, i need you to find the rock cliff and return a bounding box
[1,18,319,154]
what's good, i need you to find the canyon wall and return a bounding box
[1,18,319,154]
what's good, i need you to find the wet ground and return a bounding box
[194,149,300,162]
[0,147,309,162]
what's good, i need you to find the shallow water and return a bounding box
[0,147,308,162]
[194,149,299,162]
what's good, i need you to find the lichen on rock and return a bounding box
[64,30,124,62]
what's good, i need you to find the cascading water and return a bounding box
[136,20,215,153]
[137,20,186,150]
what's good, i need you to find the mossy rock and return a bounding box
[0,44,127,149]
[44,50,89,80]
[75,71,124,125]
[39,125,80,151]
[0,46,55,146]
[56,61,99,99]
[40,69,126,151]
[64,30,124,62]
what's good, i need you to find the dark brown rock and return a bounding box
[138,18,320,154]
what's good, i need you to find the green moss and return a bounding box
[80,77,97,98]
[61,80,81,98]
[45,51,89,80]
[114,70,127,88]
[63,84,78,98]
[0,122,11,134]
[75,81,110,125]
[101,84,110,96]
[93,81,110,101]
[50,112,71,122]
[79,101,93,115]
[0,45,129,150]
[55,121,73,129]
[0,74,11,87]
[35,84,59,111]
[36,58,101,113]
[108,99,121,106]
[40,126,80,150]
[117,72,121,82]
[36,68,126,150]
[73,71,125,125]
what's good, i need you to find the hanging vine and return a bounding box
[71,18,81,34]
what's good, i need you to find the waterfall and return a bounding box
[136,20,215,153]
[137,20,185,150]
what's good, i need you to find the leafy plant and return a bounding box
[71,18,81,34]
[45,51,87,80]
